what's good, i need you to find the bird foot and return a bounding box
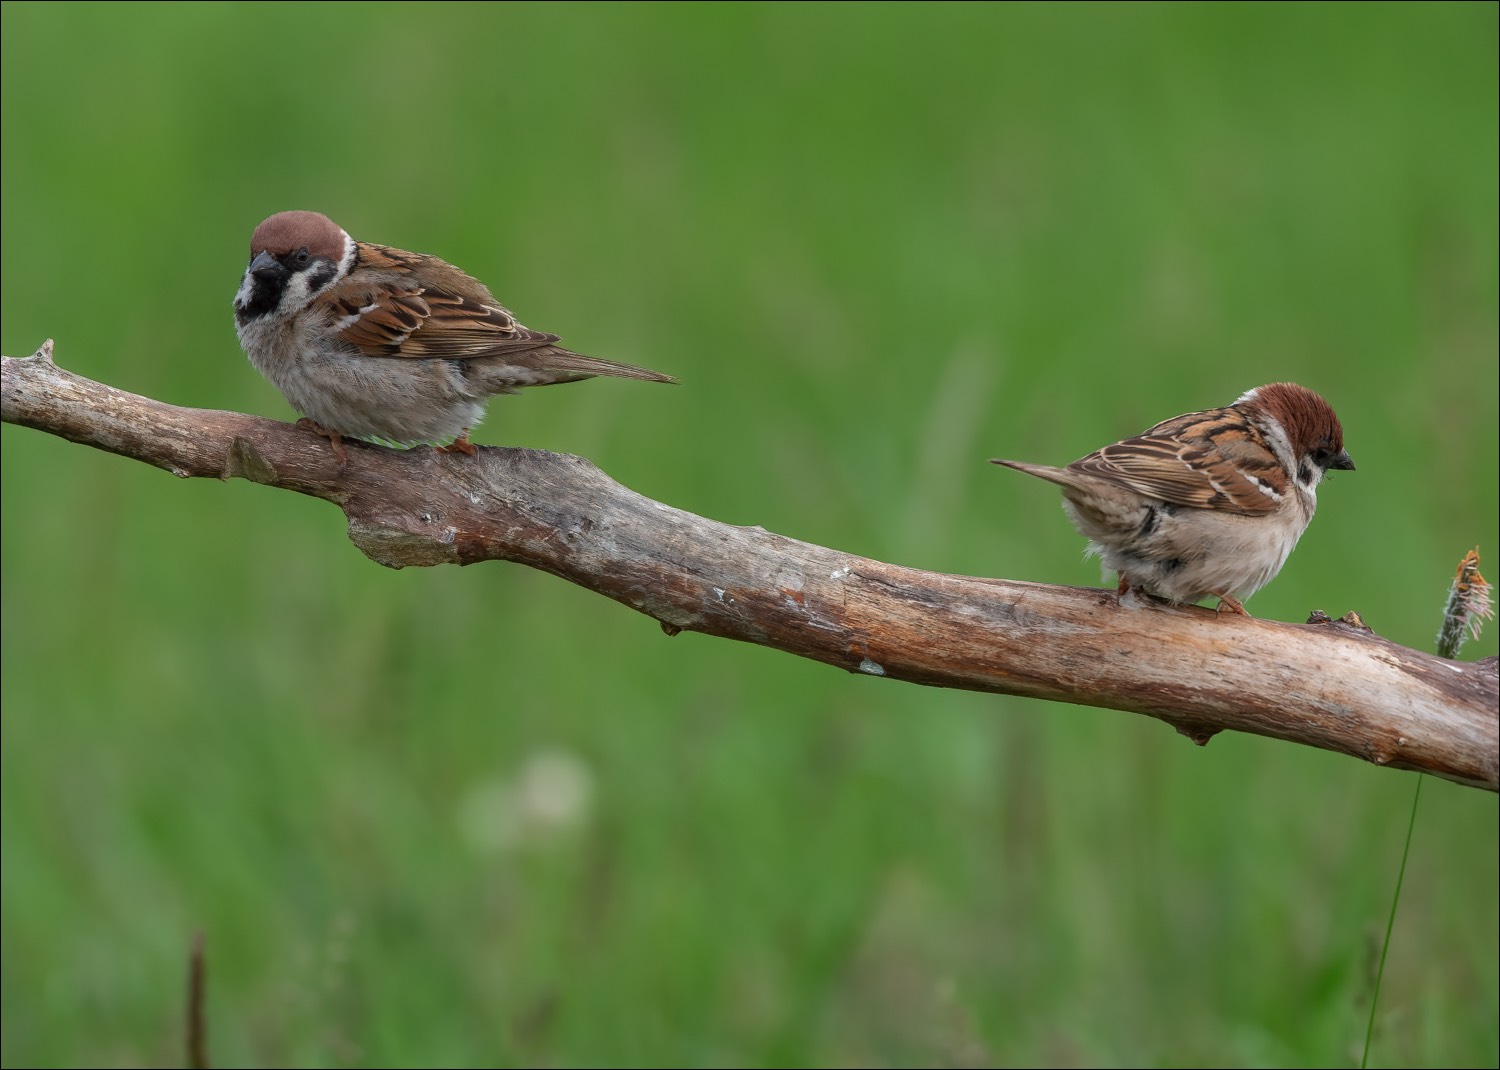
[1115,574,1174,610]
[436,432,478,457]
[295,418,348,467]
[1214,594,1251,618]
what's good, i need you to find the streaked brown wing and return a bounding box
[322,242,562,360]
[330,287,561,359]
[1068,408,1287,515]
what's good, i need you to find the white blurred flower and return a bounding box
[457,747,595,854]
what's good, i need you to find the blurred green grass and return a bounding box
[2,2,1496,1066]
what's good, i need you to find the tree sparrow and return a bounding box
[991,383,1354,614]
[233,211,675,456]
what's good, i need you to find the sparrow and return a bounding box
[991,383,1354,615]
[233,210,675,457]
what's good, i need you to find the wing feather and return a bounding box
[311,242,675,383]
[1067,409,1288,516]
[316,242,561,360]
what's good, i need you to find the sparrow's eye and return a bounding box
[293,247,312,268]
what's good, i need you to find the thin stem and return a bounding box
[1362,774,1422,1069]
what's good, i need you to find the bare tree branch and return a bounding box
[4,341,1496,791]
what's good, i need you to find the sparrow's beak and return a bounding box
[248,250,285,283]
[1331,451,1355,472]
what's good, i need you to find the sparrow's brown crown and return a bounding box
[1240,382,1352,471]
[249,210,346,261]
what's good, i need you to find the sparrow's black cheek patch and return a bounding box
[1298,463,1313,485]
[302,263,337,294]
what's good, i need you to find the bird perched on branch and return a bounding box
[991,383,1354,615]
[233,210,675,458]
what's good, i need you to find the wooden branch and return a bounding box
[4,341,1496,791]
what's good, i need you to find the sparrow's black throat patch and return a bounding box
[236,261,290,323]
[236,279,283,322]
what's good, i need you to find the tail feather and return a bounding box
[531,345,677,384]
[989,458,1080,489]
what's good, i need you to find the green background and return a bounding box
[3,3,1496,1066]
